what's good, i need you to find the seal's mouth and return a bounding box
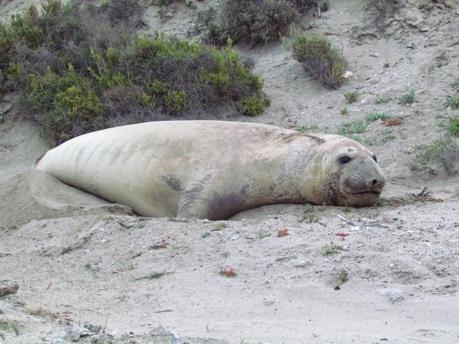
[338,188,382,207]
[348,190,382,195]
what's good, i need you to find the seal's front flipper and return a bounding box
[177,173,249,220]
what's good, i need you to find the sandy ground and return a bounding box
[1,0,459,343]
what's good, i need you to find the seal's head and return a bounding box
[316,135,385,207]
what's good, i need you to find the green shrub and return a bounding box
[292,34,347,89]
[365,0,404,30]
[320,0,330,12]
[203,0,322,45]
[222,0,298,44]
[375,95,392,104]
[338,121,367,136]
[399,90,415,105]
[26,65,104,142]
[343,91,359,103]
[322,242,343,256]
[448,117,459,137]
[0,0,268,144]
[366,111,390,122]
[164,90,188,114]
[446,95,459,110]
[236,95,266,116]
[415,136,458,167]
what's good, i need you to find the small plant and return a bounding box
[343,91,359,103]
[399,90,415,105]
[320,0,330,12]
[379,128,396,143]
[295,124,320,133]
[366,111,390,122]
[365,0,404,30]
[446,95,459,110]
[236,95,266,116]
[211,0,297,45]
[448,117,459,137]
[415,136,457,166]
[203,0,321,45]
[452,79,459,90]
[338,121,367,136]
[164,90,188,114]
[292,34,348,89]
[340,107,349,115]
[375,95,392,104]
[322,242,343,256]
[257,229,271,239]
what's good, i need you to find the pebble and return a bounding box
[381,288,406,304]
[0,280,19,297]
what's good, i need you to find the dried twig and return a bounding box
[337,215,388,230]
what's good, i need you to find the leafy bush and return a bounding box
[203,0,321,45]
[0,0,267,144]
[365,0,405,31]
[366,111,390,122]
[448,117,459,137]
[292,34,347,89]
[343,91,358,103]
[338,121,367,136]
[399,90,415,105]
[236,95,268,116]
[446,95,459,110]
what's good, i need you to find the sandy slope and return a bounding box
[1,0,459,343]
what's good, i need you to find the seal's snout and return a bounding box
[342,161,385,195]
[368,175,385,192]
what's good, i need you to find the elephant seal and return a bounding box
[35,120,385,220]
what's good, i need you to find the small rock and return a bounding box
[0,280,19,297]
[342,71,353,79]
[381,288,406,304]
[369,52,380,57]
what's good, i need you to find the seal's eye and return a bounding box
[339,156,351,164]
[372,155,377,162]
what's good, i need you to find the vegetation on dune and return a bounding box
[292,34,347,89]
[0,0,267,144]
[203,0,328,46]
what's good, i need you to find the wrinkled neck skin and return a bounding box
[249,137,327,206]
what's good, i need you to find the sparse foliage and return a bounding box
[365,0,405,30]
[343,91,359,103]
[446,95,459,110]
[203,0,324,45]
[292,34,347,89]
[338,121,367,136]
[322,242,343,255]
[366,111,390,122]
[399,90,415,105]
[448,117,459,137]
[0,0,267,144]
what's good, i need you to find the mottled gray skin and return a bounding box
[35,121,385,220]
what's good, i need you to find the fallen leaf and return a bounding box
[277,228,289,237]
[220,267,237,277]
[383,118,401,126]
